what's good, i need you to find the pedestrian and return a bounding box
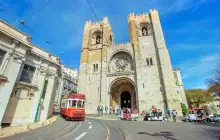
[167,108,171,118]
[109,106,112,115]
[172,109,177,122]
[128,108,131,114]
[97,105,100,114]
[115,107,117,115]
[105,106,108,115]
[113,106,115,114]
[100,106,103,114]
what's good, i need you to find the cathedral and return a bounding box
[78,9,188,115]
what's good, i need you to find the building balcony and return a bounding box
[16,81,38,90]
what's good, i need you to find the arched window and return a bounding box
[96,36,101,44]
[142,28,148,36]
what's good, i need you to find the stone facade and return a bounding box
[54,65,78,111]
[0,20,60,126]
[78,9,188,115]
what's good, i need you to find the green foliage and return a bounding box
[180,103,188,116]
[185,89,213,108]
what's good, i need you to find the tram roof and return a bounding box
[63,93,86,100]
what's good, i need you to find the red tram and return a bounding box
[60,93,86,121]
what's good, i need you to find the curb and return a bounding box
[0,116,58,138]
[86,116,145,121]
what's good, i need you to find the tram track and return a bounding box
[33,117,80,140]
[51,121,80,140]
[96,119,127,140]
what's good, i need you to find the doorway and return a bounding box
[120,91,131,108]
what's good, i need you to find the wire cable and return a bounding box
[27,0,54,20]
[0,8,52,44]
[85,0,111,47]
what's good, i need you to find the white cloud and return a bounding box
[176,52,220,89]
[178,53,219,79]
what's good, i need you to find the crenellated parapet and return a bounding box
[128,9,158,23]
[84,17,110,27]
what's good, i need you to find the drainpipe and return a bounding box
[34,75,46,122]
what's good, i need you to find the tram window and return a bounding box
[82,101,85,108]
[77,101,82,108]
[61,102,66,108]
[72,100,77,107]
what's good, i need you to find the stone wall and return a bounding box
[78,10,187,115]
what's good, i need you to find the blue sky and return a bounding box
[0,0,219,89]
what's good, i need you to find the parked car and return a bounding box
[207,114,220,123]
[213,114,220,123]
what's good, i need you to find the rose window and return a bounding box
[109,52,133,73]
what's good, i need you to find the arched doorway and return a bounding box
[121,91,131,108]
[109,78,136,109]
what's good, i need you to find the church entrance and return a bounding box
[120,91,131,108]
[109,78,136,109]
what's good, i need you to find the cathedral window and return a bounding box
[150,58,153,65]
[93,64,98,72]
[146,58,149,65]
[96,36,101,44]
[110,35,112,43]
[146,58,153,66]
[139,22,152,36]
[142,28,148,36]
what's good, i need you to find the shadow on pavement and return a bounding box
[138,131,177,140]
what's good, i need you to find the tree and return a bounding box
[208,63,220,99]
[180,103,188,116]
[185,89,213,108]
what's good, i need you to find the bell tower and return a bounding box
[128,9,183,114]
[78,17,113,114]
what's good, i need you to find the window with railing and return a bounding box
[19,64,36,83]
[0,49,6,68]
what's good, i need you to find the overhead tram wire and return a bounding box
[85,0,111,47]
[14,0,54,27]
[0,8,52,45]
[26,0,54,20]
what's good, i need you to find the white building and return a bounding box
[0,20,60,126]
[54,65,78,111]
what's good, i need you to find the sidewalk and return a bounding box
[86,114,144,121]
[0,115,57,138]
[86,114,183,122]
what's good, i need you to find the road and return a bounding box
[2,116,220,140]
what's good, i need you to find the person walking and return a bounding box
[113,106,115,114]
[172,109,177,122]
[105,106,108,115]
[97,105,100,114]
[100,106,104,114]
[167,108,171,118]
[109,106,112,115]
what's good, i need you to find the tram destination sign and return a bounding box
[107,72,134,77]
